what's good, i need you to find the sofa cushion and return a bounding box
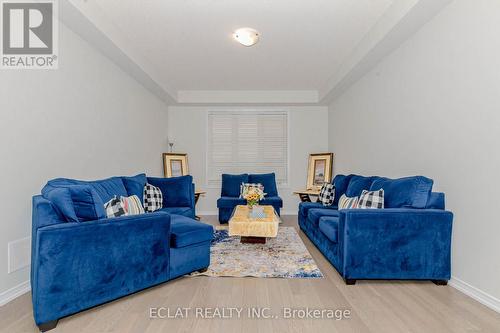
[318,217,339,243]
[170,215,214,248]
[217,196,283,209]
[159,207,193,217]
[345,175,377,197]
[332,174,354,205]
[42,184,106,222]
[88,177,128,203]
[358,189,384,209]
[47,177,128,204]
[217,197,246,208]
[299,202,334,217]
[318,183,335,206]
[148,175,193,208]
[41,187,79,222]
[426,192,445,210]
[249,173,278,197]
[121,174,147,203]
[370,176,433,209]
[221,174,249,197]
[307,208,340,227]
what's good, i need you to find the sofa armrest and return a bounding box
[31,212,171,324]
[338,208,453,280]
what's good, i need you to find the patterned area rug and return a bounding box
[190,226,323,278]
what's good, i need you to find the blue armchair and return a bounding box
[217,173,283,223]
[32,174,213,331]
[298,174,453,285]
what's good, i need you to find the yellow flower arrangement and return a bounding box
[242,186,265,207]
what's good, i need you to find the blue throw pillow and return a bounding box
[221,174,249,197]
[42,187,79,222]
[42,184,105,222]
[122,174,147,203]
[248,173,278,197]
[87,177,128,203]
[370,176,434,209]
[147,175,193,208]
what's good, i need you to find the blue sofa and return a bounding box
[298,174,453,285]
[217,173,283,223]
[31,174,213,331]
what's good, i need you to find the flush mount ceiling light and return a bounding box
[233,27,260,47]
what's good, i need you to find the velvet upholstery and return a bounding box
[32,212,171,325]
[345,175,377,197]
[121,174,147,203]
[217,195,283,224]
[147,176,194,209]
[42,185,105,222]
[170,215,214,248]
[159,207,194,217]
[307,208,340,227]
[338,209,452,280]
[332,174,354,205]
[248,173,278,197]
[221,174,248,197]
[318,217,339,243]
[426,192,445,210]
[370,176,434,208]
[32,174,210,329]
[218,173,283,223]
[298,174,453,283]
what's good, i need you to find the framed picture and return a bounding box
[163,153,189,178]
[307,153,333,190]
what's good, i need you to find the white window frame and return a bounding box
[205,109,290,188]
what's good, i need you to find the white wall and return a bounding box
[168,106,329,214]
[0,23,169,299]
[329,0,500,303]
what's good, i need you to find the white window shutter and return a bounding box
[207,111,288,186]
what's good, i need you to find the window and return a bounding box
[207,110,288,186]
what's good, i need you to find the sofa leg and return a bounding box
[432,280,448,286]
[344,279,356,285]
[198,267,209,273]
[38,320,58,332]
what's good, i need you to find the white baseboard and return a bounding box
[449,276,500,313]
[0,280,30,306]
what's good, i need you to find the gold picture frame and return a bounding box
[306,153,333,190]
[163,153,189,178]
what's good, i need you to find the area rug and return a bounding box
[190,226,323,278]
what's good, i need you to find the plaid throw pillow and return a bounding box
[121,195,145,215]
[104,196,127,218]
[358,189,384,209]
[338,194,359,210]
[143,183,163,212]
[318,183,335,206]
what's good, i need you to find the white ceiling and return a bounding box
[66,0,452,104]
[93,1,392,89]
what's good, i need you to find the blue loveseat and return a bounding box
[217,173,283,223]
[298,174,453,285]
[31,174,213,331]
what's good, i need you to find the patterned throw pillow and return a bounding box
[318,183,335,206]
[240,183,265,198]
[358,189,384,209]
[338,194,359,210]
[104,196,127,218]
[143,183,163,212]
[121,195,145,215]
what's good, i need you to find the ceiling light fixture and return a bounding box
[233,27,260,47]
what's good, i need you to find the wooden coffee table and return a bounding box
[228,205,280,244]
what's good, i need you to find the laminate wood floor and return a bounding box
[1,215,499,333]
